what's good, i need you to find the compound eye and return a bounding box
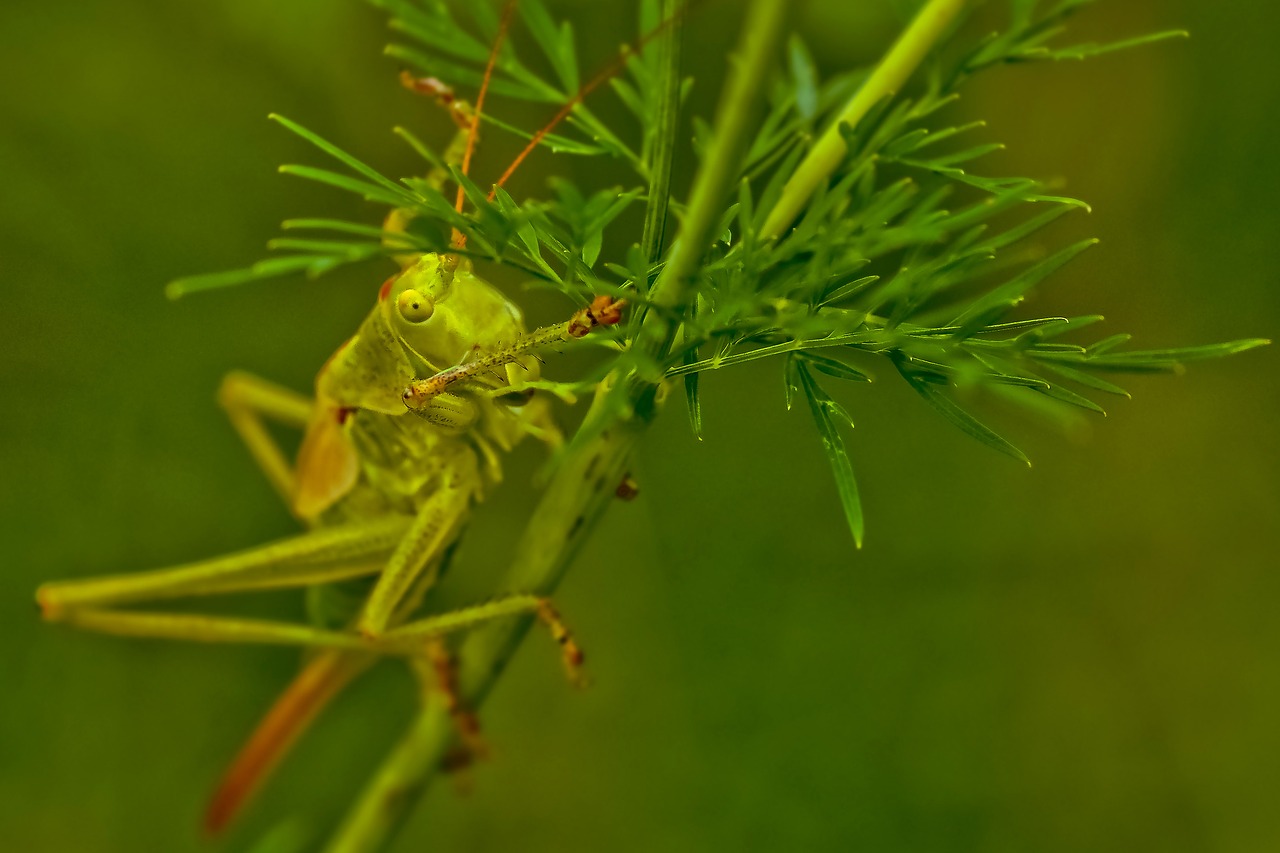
[396,289,434,323]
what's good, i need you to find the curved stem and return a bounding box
[761,0,968,238]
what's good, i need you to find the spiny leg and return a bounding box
[405,389,480,433]
[403,596,588,759]
[43,591,587,679]
[384,594,586,685]
[46,540,481,654]
[355,477,473,638]
[535,598,588,687]
[394,594,588,765]
[218,370,313,508]
[419,639,488,759]
[54,609,370,650]
[401,296,627,412]
[193,592,586,832]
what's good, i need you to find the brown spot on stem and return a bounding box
[615,475,640,501]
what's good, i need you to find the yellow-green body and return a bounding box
[34,248,569,832]
[303,254,552,526]
[36,249,559,639]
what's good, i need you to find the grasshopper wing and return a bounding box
[294,406,361,520]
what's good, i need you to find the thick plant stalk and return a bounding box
[761,0,968,238]
[322,0,791,850]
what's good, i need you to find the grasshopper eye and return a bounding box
[396,289,434,324]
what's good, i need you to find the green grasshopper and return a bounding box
[34,11,631,830]
[36,245,603,830]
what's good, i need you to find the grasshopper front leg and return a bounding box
[355,462,478,638]
[406,389,481,432]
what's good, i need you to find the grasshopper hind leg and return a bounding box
[36,515,409,617]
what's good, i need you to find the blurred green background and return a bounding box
[2,1,1277,850]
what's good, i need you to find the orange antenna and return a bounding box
[453,0,520,249]
[487,4,692,200]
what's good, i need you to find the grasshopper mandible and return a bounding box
[34,1,635,831]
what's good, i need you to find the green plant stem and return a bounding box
[760,0,968,239]
[637,0,789,359]
[322,2,788,850]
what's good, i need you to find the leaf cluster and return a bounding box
[651,1,1261,545]
[170,0,1266,550]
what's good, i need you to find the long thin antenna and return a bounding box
[487,2,693,199]
[453,0,520,248]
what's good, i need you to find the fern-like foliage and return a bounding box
[168,0,1266,549]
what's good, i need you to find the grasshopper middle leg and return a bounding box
[218,370,313,509]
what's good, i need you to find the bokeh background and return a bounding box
[2,1,1277,851]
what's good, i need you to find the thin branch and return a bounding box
[455,0,519,223]
[488,3,692,199]
[761,0,968,238]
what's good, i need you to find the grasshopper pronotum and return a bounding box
[35,0,636,833]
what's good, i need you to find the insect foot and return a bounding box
[536,598,589,689]
[402,366,468,410]
[440,744,479,797]
[567,295,627,339]
[34,585,65,621]
[424,638,491,760]
[398,72,473,130]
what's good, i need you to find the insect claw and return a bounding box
[535,599,588,688]
[589,295,627,327]
[441,745,478,796]
[399,71,474,130]
[426,638,490,759]
[34,585,64,622]
[400,70,447,99]
[568,296,627,338]
[441,744,475,774]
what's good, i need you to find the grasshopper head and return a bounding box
[316,253,524,415]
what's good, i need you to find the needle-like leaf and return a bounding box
[795,359,864,549]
